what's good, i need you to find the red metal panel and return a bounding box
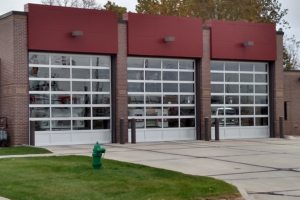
[127,13,202,58]
[27,4,118,54]
[211,20,276,61]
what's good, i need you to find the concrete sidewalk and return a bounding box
[46,138,300,200]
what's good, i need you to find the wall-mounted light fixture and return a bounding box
[243,41,254,48]
[71,31,84,37]
[164,36,176,43]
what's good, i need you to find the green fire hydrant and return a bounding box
[92,142,106,169]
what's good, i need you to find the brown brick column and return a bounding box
[0,12,28,145]
[269,31,284,138]
[112,22,128,143]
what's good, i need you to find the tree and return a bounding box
[283,35,300,70]
[104,1,127,19]
[41,0,101,9]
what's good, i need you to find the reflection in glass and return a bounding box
[163,95,178,104]
[128,70,144,80]
[29,67,49,78]
[51,81,70,91]
[225,84,238,93]
[180,83,194,92]
[180,95,194,104]
[93,120,110,129]
[146,119,162,128]
[163,107,178,116]
[241,107,254,115]
[30,107,50,118]
[30,81,49,91]
[51,68,70,78]
[211,96,224,104]
[73,120,91,130]
[226,118,239,126]
[163,119,179,128]
[163,83,178,92]
[30,94,50,104]
[179,60,194,70]
[225,96,239,104]
[180,118,195,127]
[146,96,161,104]
[240,85,253,93]
[145,59,161,68]
[72,94,90,104]
[146,107,161,116]
[93,94,110,104]
[92,82,110,92]
[73,81,90,91]
[72,107,91,117]
[128,95,144,104]
[128,119,145,128]
[241,118,254,126]
[33,121,50,131]
[211,107,224,116]
[29,54,49,65]
[211,73,224,82]
[72,68,90,79]
[145,71,161,80]
[146,83,161,92]
[92,56,111,67]
[128,58,144,68]
[163,71,178,81]
[128,83,144,92]
[51,94,71,104]
[225,62,239,71]
[52,120,71,130]
[93,107,110,117]
[225,107,239,115]
[211,61,224,71]
[241,96,254,104]
[211,84,224,93]
[128,107,144,116]
[240,74,253,82]
[72,56,90,66]
[225,73,239,82]
[52,107,71,117]
[92,69,110,79]
[51,55,70,65]
[163,60,178,69]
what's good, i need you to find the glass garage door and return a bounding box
[211,61,269,139]
[127,57,196,142]
[29,52,111,146]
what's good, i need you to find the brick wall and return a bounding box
[0,13,28,145]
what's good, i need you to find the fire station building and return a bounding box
[0,4,298,146]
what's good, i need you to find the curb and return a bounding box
[236,186,255,200]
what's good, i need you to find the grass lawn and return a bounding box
[0,146,51,156]
[0,156,240,200]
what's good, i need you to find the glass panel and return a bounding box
[240,85,254,93]
[256,117,268,126]
[163,83,178,92]
[51,94,71,104]
[255,85,268,93]
[72,56,90,66]
[180,107,195,116]
[146,119,162,128]
[163,107,178,116]
[163,119,179,128]
[241,118,254,126]
[93,107,110,117]
[255,74,267,83]
[72,94,90,104]
[226,118,239,126]
[128,70,144,80]
[30,107,50,118]
[128,58,144,68]
[180,72,194,81]
[225,73,238,82]
[29,67,49,78]
[211,96,224,104]
[145,71,160,80]
[145,59,161,68]
[225,84,238,93]
[211,107,224,116]
[52,120,71,130]
[163,95,178,104]
[128,83,144,92]
[180,83,194,92]
[128,107,144,117]
[93,120,110,129]
[33,121,50,131]
[51,55,70,65]
[180,95,194,104]
[146,83,161,92]
[72,69,90,79]
[128,95,144,104]
[225,107,239,115]
[241,107,254,115]
[92,82,110,92]
[29,80,49,91]
[240,63,253,71]
[180,118,195,127]
[211,118,225,127]
[256,107,268,115]
[92,69,110,79]
[72,107,91,117]
[211,61,224,71]
[163,71,178,81]
[30,94,50,104]
[91,56,111,67]
[146,96,161,104]
[163,60,178,69]
[225,62,239,71]
[179,60,194,70]
[93,94,110,104]
[51,68,70,78]
[73,120,91,130]
[72,81,90,91]
[255,96,268,104]
[51,81,70,91]
[52,107,71,118]
[211,73,224,82]
[128,119,145,128]
[225,96,239,104]
[29,54,49,65]
[255,63,268,72]
[146,107,161,116]
[241,96,254,104]
[240,74,253,82]
[211,84,224,93]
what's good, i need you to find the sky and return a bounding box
[0,0,299,53]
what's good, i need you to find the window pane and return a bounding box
[73,107,91,117]
[93,94,110,104]
[29,67,49,78]
[51,94,71,104]
[51,68,70,78]
[225,107,239,115]
[145,71,160,80]
[164,119,179,128]
[225,84,238,93]
[146,119,162,128]
[72,94,90,104]
[30,80,49,91]
[128,119,145,129]
[180,72,194,81]
[211,61,224,71]
[128,107,144,116]
[240,74,253,82]
[128,83,144,92]
[211,118,225,127]
[180,83,194,92]
[226,118,239,126]
[73,81,90,91]
[33,121,50,131]
[30,107,50,118]
[241,107,254,115]
[146,83,161,92]
[255,85,268,93]
[163,107,178,116]
[211,84,224,93]
[255,74,267,83]
[180,107,195,116]
[211,73,224,82]
[240,63,253,71]
[29,54,49,65]
[241,96,254,104]
[225,73,238,82]
[73,120,91,130]
[92,69,110,79]
[225,96,239,104]
[146,96,161,104]
[93,120,110,129]
[163,60,178,69]
[93,107,110,117]
[256,107,268,115]
[211,96,224,104]
[255,63,268,72]
[241,118,254,126]
[256,117,268,126]
[146,107,161,116]
[163,71,178,81]
[145,59,161,68]
[180,118,195,127]
[72,69,90,79]
[128,58,144,68]
[51,81,70,91]
[52,107,71,117]
[225,62,239,71]
[30,94,50,104]
[91,56,111,67]
[163,95,178,104]
[51,55,70,65]
[240,85,254,93]
[128,70,144,80]
[255,96,268,104]
[163,83,178,92]
[179,60,194,70]
[72,56,90,66]
[128,95,144,104]
[52,120,71,130]
[92,82,110,92]
[180,95,194,104]
[211,107,224,116]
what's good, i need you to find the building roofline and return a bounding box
[0,11,27,20]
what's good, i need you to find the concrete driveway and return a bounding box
[47,138,300,200]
